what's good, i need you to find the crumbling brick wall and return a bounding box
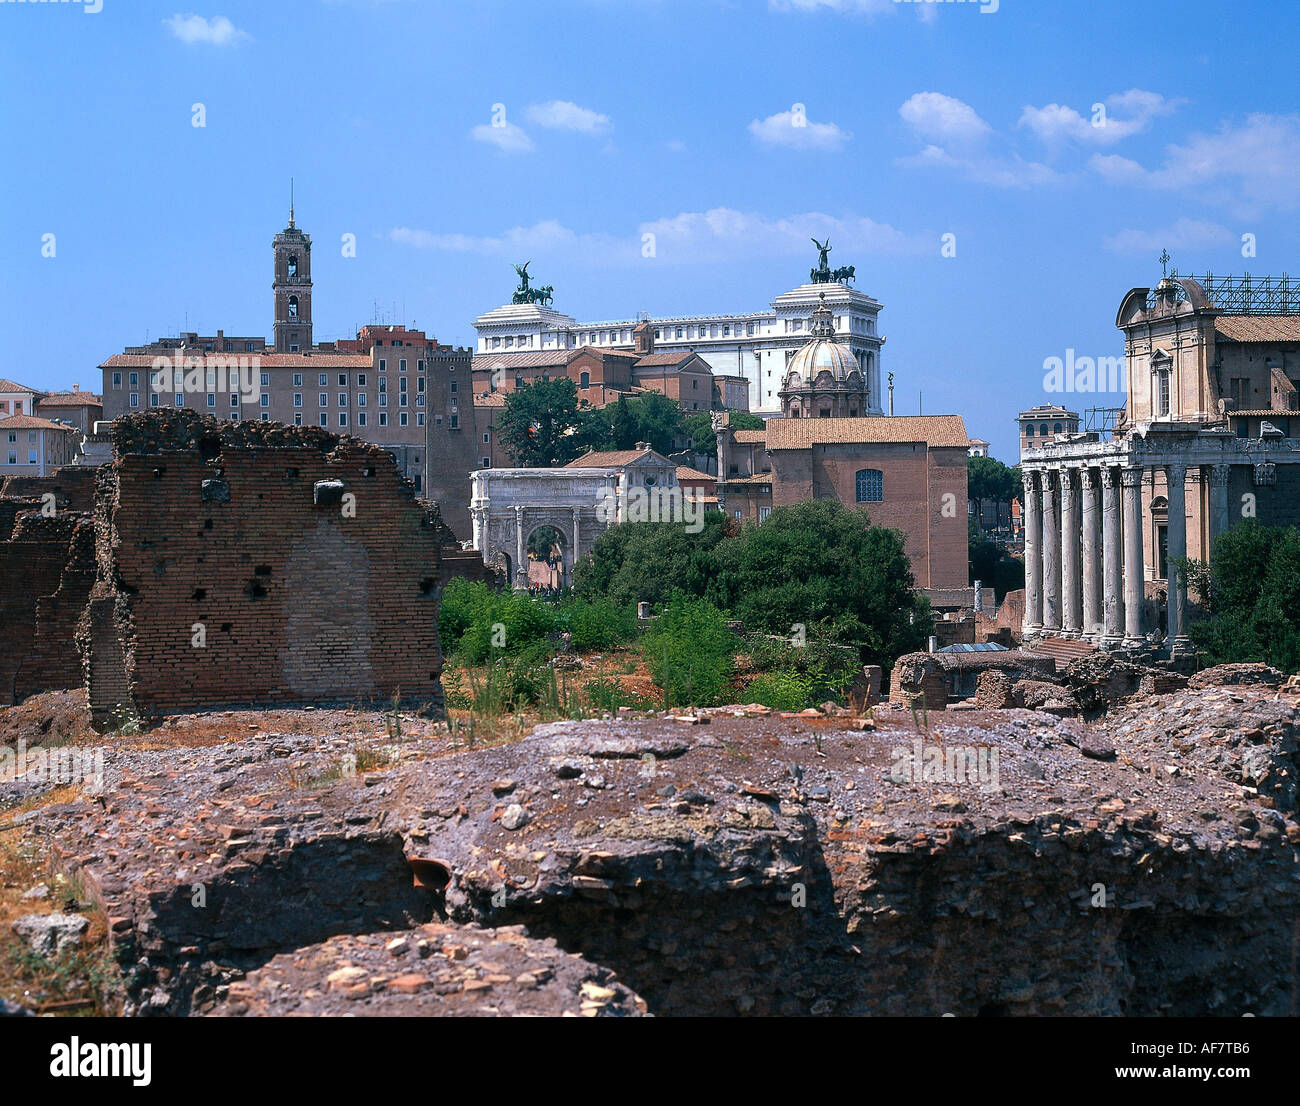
[0,466,100,514]
[81,411,445,723]
[18,517,97,701]
[0,509,86,705]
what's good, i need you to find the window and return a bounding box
[1053,422,1062,434]
[6,452,14,465]
[287,255,298,278]
[319,413,328,427]
[260,413,270,422]
[1039,423,1049,435]
[247,341,256,353]
[483,456,490,466]
[358,374,366,387]
[418,360,425,372]
[449,380,457,393]
[417,377,425,393]
[339,413,348,427]
[230,411,240,422]
[400,394,408,408]
[1025,425,1035,437]
[288,295,299,318]
[229,394,238,408]
[357,393,366,407]
[261,372,269,386]
[294,393,302,408]
[759,506,771,522]
[358,412,367,427]
[319,393,328,407]
[378,377,387,393]
[400,377,408,393]
[379,412,388,426]
[580,371,590,388]
[400,359,407,372]
[483,433,490,444]
[260,394,269,408]
[856,469,883,502]
[1157,370,1171,417]
[176,393,185,407]
[129,393,139,408]
[150,393,160,408]
[112,372,122,389]
[338,393,348,407]
[319,374,328,387]
[339,374,348,387]
[417,394,425,407]
[417,413,425,426]
[293,373,303,387]
[379,358,386,372]
[294,413,302,426]
[449,414,459,429]
[400,412,408,426]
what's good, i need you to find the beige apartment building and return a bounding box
[0,415,80,475]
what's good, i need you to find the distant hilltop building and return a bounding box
[473,242,885,415]
[1021,262,1300,654]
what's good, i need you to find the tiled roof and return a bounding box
[38,392,103,406]
[474,392,507,407]
[675,465,715,481]
[733,429,767,444]
[469,350,577,370]
[565,448,656,468]
[100,352,370,368]
[635,352,704,368]
[0,414,78,430]
[0,378,40,393]
[1214,315,1300,342]
[765,414,969,449]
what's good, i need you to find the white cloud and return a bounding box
[897,93,1057,187]
[1018,89,1177,146]
[1088,113,1300,214]
[748,109,850,151]
[525,100,611,135]
[390,207,923,267]
[470,121,535,154]
[900,91,991,147]
[163,14,250,46]
[1102,218,1235,255]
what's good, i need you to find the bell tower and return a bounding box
[272,189,312,352]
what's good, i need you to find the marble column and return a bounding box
[514,505,526,590]
[1101,466,1124,646]
[1022,469,1043,635]
[1208,463,1231,555]
[1164,462,1189,650]
[1060,468,1082,637]
[1122,465,1146,648]
[1080,468,1103,640]
[1041,470,1061,632]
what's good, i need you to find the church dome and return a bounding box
[786,293,858,381]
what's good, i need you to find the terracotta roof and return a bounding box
[635,352,706,369]
[474,392,507,407]
[0,378,40,394]
[0,414,78,431]
[733,429,767,444]
[38,392,103,406]
[564,448,657,468]
[765,415,969,449]
[100,352,370,368]
[1213,315,1300,343]
[470,350,576,370]
[675,465,716,482]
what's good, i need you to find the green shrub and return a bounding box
[642,594,737,707]
[585,675,656,713]
[555,596,638,653]
[743,670,814,712]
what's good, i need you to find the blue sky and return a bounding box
[3,0,1298,460]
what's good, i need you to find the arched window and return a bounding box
[288,295,299,319]
[856,468,883,502]
[1053,422,1062,434]
[579,371,590,388]
[1026,425,1035,437]
[287,255,298,278]
[1039,423,1049,435]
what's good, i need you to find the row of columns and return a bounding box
[1023,462,1197,650]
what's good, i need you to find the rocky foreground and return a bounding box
[14,670,1300,1017]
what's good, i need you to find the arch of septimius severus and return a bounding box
[1022,270,1300,656]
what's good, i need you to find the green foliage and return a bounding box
[727,410,766,431]
[744,625,860,704]
[440,578,558,663]
[744,670,814,712]
[584,675,657,713]
[554,595,638,652]
[642,594,738,707]
[969,528,1025,601]
[707,500,930,671]
[497,377,604,466]
[1186,521,1300,672]
[601,391,682,454]
[968,456,1021,532]
[572,511,734,609]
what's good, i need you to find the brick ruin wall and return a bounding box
[80,411,446,723]
[0,509,93,705]
[0,465,100,514]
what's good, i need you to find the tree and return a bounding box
[969,525,1024,601]
[607,395,639,451]
[1185,521,1300,671]
[572,511,734,609]
[642,593,737,707]
[609,391,682,454]
[968,456,1020,532]
[728,410,765,431]
[707,499,930,671]
[498,378,603,467]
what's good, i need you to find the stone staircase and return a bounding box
[1028,634,1099,672]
